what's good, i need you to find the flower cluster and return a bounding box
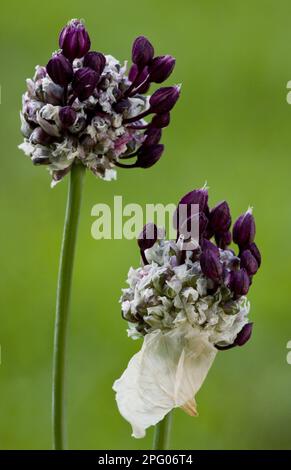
[113,187,261,438]
[19,19,180,186]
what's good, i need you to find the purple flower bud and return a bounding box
[137,223,158,251]
[150,85,180,114]
[46,53,73,86]
[133,66,150,94]
[72,67,99,101]
[132,36,154,68]
[201,238,220,256]
[59,106,77,128]
[173,187,209,235]
[152,112,170,129]
[149,55,176,83]
[143,127,162,147]
[234,323,253,346]
[240,249,259,275]
[233,210,256,248]
[210,201,231,234]
[30,127,53,145]
[136,144,164,168]
[59,19,91,60]
[216,323,253,350]
[228,268,250,297]
[178,187,209,213]
[248,242,261,267]
[199,212,208,237]
[215,230,232,249]
[83,51,106,75]
[200,249,223,282]
[128,64,139,83]
[181,211,208,241]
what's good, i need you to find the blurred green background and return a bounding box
[1,0,291,450]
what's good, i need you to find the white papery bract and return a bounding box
[114,239,250,438]
[113,324,217,438]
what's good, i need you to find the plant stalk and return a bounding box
[52,163,85,450]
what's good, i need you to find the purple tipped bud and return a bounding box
[138,223,158,251]
[234,323,253,346]
[133,66,150,94]
[201,238,220,256]
[132,36,154,68]
[149,55,176,83]
[83,51,106,75]
[215,230,232,249]
[199,212,208,237]
[152,112,170,129]
[210,201,231,234]
[150,86,180,114]
[136,144,164,168]
[216,322,253,350]
[178,187,209,213]
[59,106,77,128]
[144,127,162,147]
[128,64,139,83]
[233,210,256,248]
[228,268,250,297]
[200,249,223,282]
[240,249,259,275]
[72,67,99,101]
[30,127,53,146]
[46,53,73,86]
[248,242,261,267]
[59,19,91,60]
[173,187,209,234]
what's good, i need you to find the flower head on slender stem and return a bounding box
[113,187,261,439]
[19,19,180,186]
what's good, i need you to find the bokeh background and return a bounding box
[1,0,291,450]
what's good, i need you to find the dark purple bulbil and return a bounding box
[143,127,162,147]
[132,36,154,68]
[150,86,180,114]
[233,211,256,248]
[210,201,231,234]
[178,187,209,213]
[46,53,73,86]
[248,242,261,267]
[59,19,91,61]
[72,67,99,101]
[228,268,250,297]
[200,249,223,282]
[152,112,170,129]
[149,55,176,83]
[201,238,220,256]
[216,323,253,350]
[83,51,106,75]
[59,106,77,128]
[240,249,259,275]
[215,230,232,249]
[136,144,164,168]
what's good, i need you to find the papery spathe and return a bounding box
[113,324,217,438]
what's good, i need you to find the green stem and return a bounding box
[152,412,173,450]
[52,163,85,450]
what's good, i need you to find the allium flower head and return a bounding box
[113,187,261,438]
[19,20,180,186]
